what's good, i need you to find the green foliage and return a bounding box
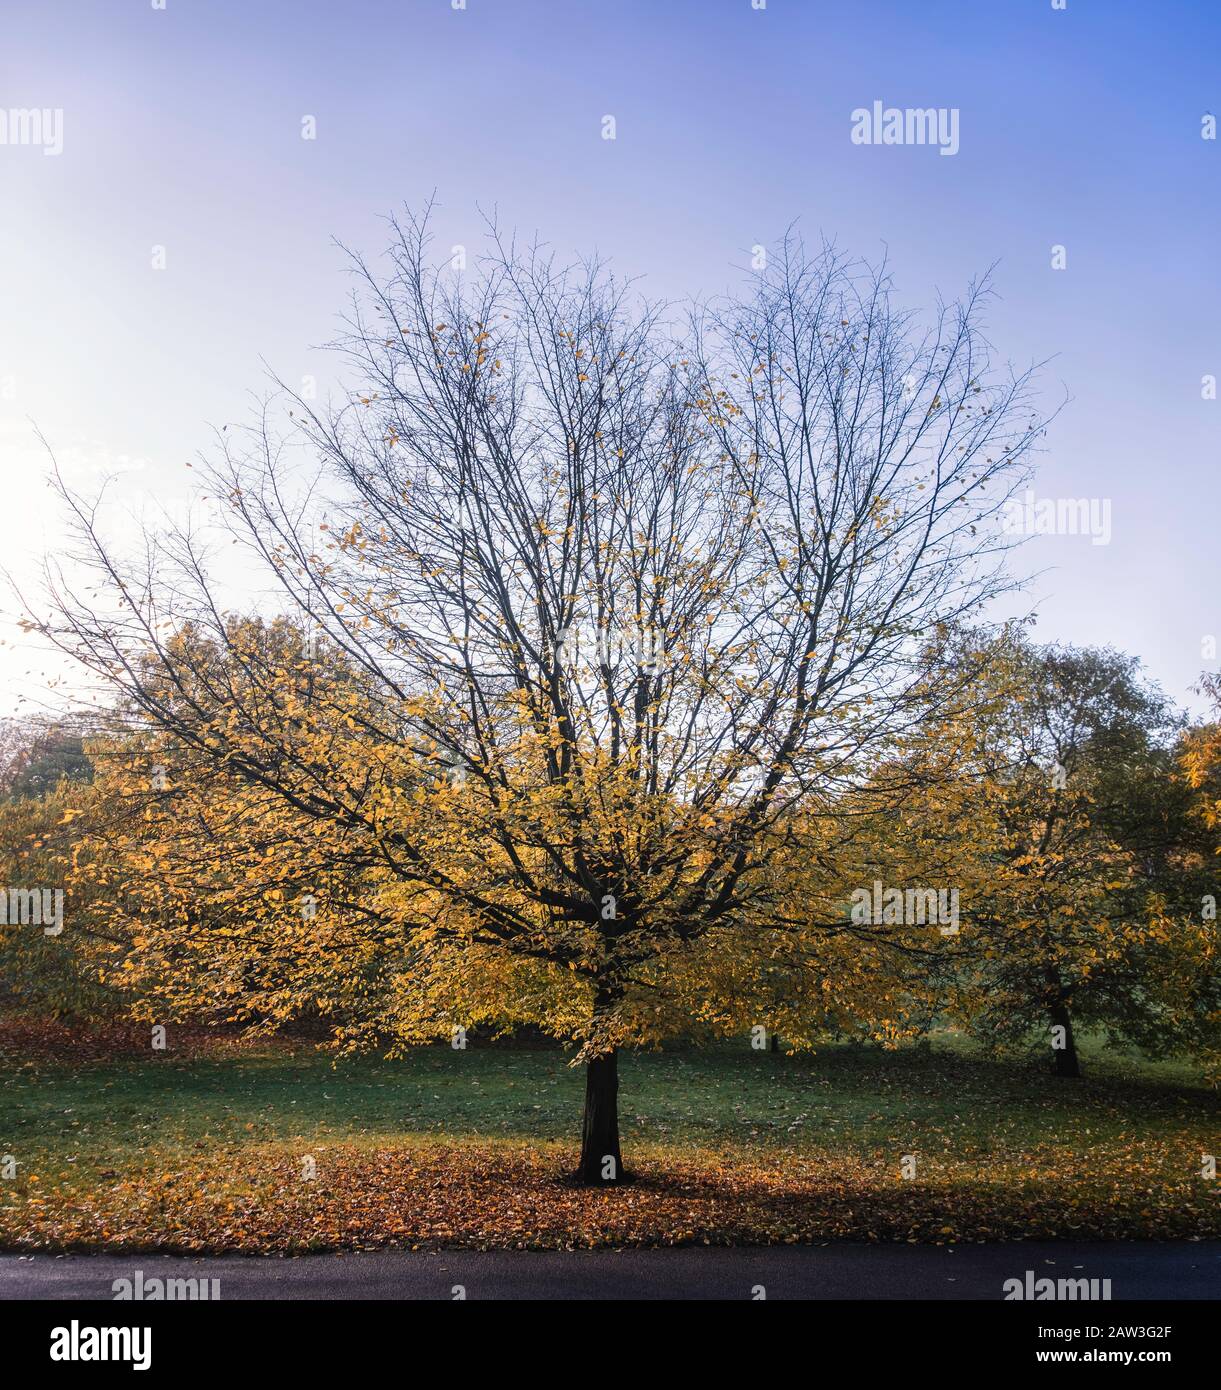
[3,722,93,801]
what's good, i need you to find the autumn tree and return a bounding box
[0,757,118,1021]
[1175,671,1221,1074]
[25,213,1045,1182]
[890,634,1218,1077]
[1182,672,1221,840]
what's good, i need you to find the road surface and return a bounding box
[2,1242,1218,1300]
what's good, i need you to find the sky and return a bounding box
[1,0,1218,717]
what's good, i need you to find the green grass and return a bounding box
[2,1031,1216,1250]
[2,1032,1213,1188]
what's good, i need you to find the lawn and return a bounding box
[1,1024,1216,1251]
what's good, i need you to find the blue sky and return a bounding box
[2,0,1218,715]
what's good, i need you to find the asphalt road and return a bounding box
[2,1242,1218,1300]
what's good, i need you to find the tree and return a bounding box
[1182,672,1221,838]
[1176,671,1221,1077]
[0,718,31,797]
[25,213,1045,1182]
[895,634,1217,1077]
[0,770,119,1021]
[0,717,92,800]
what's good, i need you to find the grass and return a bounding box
[1,1027,1217,1251]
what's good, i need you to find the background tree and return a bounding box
[1182,672,1221,838]
[0,718,31,797]
[26,214,1044,1182]
[892,634,1217,1077]
[0,767,118,1021]
[0,716,92,801]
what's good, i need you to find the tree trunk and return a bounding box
[1050,1001,1080,1078]
[770,1031,779,1053]
[576,1048,625,1184]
